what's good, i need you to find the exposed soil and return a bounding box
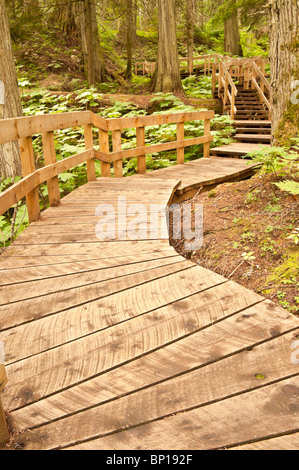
[170,171,299,316]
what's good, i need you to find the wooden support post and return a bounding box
[224,73,228,105]
[204,58,207,76]
[84,124,96,182]
[112,130,123,178]
[177,122,185,165]
[136,126,146,174]
[203,119,211,158]
[231,94,235,120]
[42,131,60,207]
[19,136,40,223]
[99,129,111,177]
[218,64,223,98]
[0,365,9,445]
[212,64,216,95]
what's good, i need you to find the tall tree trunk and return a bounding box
[150,0,183,94]
[124,0,133,79]
[269,0,299,145]
[82,0,105,86]
[224,7,242,56]
[0,0,23,180]
[54,0,81,37]
[186,0,194,59]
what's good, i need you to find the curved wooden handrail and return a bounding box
[0,110,214,223]
[218,61,238,119]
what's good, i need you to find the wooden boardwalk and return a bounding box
[0,157,298,450]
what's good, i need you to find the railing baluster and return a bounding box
[42,131,60,207]
[204,118,211,158]
[19,136,40,223]
[177,122,185,165]
[84,124,96,182]
[136,126,146,174]
[112,130,123,178]
[99,129,111,177]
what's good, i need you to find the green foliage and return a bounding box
[182,76,213,99]
[245,146,299,175]
[273,180,299,196]
[240,30,269,58]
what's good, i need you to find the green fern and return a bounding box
[273,180,299,196]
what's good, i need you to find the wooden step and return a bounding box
[235,114,269,120]
[235,128,272,134]
[210,142,271,158]
[234,120,272,127]
[234,134,271,143]
[236,106,267,111]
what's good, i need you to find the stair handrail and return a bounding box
[249,62,271,118]
[218,60,238,120]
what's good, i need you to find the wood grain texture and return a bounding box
[0,158,298,451]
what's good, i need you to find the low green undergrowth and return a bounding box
[0,86,235,251]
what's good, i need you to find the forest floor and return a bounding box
[170,169,299,316]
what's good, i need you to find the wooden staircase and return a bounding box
[211,72,272,158]
[210,115,272,159]
[234,86,270,121]
[210,57,272,158]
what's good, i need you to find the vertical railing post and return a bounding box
[177,121,185,165]
[218,63,223,98]
[203,118,211,158]
[112,130,123,178]
[19,136,40,223]
[99,129,111,177]
[136,126,146,174]
[84,124,96,182]
[212,64,216,95]
[0,364,9,445]
[231,93,235,120]
[224,72,228,106]
[42,131,60,207]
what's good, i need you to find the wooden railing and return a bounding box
[216,61,238,120]
[248,62,271,117]
[212,56,270,120]
[0,110,214,224]
[135,54,222,77]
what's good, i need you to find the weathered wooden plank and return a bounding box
[12,331,299,450]
[64,377,299,451]
[1,239,172,258]
[7,296,295,431]
[0,257,181,306]
[0,252,179,286]
[230,433,299,450]
[0,260,195,333]
[0,264,225,364]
